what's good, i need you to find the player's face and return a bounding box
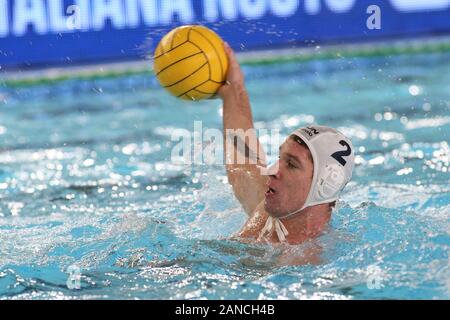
[264,138,314,217]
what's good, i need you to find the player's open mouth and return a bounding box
[265,187,276,197]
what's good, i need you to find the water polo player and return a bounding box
[218,43,355,245]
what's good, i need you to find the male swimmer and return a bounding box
[217,43,355,245]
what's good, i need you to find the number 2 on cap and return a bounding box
[331,140,352,166]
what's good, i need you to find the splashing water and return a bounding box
[0,52,449,299]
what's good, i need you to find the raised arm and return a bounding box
[218,43,268,216]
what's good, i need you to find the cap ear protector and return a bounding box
[262,159,347,198]
[292,125,354,210]
[258,125,355,243]
[260,125,354,216]
[317,163,346,200]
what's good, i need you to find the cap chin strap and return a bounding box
[257,193,338,243]
[257,158,344,242]
[257,204,306,243]
[259,167,345,242]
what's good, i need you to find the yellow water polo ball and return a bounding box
[153,25,229,101]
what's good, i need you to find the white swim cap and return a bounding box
[291,125,354,211]
[258,125,355,243]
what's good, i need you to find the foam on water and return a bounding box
[0,52,449,299]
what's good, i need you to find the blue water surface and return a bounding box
[0,51,449,299]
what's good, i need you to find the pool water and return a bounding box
[0,51,449,300]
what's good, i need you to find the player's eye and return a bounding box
[287,160,297,169]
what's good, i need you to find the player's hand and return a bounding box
[217,42,245,99]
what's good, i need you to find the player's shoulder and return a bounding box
[238,201,268,238]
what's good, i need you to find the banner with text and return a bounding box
[0,0,449,69]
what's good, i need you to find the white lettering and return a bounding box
[66,265,81,290]
[203,0,238,22]
[268,305,275,314]
[160,0,194,25]
[366,5,381,30]
[270,0,299,17]
[203,128,223,165]
[2,0,449,39]
[171,129,192,165]
[13,0,47,36]
[304,0,321,14]
[239,0,266,19]
[193,121,203,165]
[48,0,68,32]
[67,5,82,31]
[125,0,158,27]
[390,0,449,12]
[175,305,210,317]
[74,0,91,30]
[325,0,356,13]
[225,128,260,165]
[92,0,126,30]
[0,0,8,37]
